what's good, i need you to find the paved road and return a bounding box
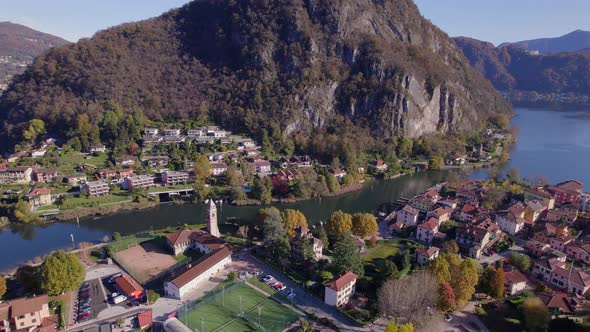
[242,253,371,332]
[476,244,524,266]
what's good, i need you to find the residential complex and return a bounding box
[324,272,357,307]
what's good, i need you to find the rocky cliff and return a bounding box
[0,0,510,154]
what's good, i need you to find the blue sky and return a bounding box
[1,0,589,45]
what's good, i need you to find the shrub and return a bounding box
[474,307,487,316]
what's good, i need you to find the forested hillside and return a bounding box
[0,0,509,159]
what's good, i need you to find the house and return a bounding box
[324,272,357,307]
[144,128,159,136]
[547,180,583,205]
[164,129,181,136]
[115,156,138,168]
[426,206,453,223]
[0,167,33,184]
[455,221,502,259]
[165,229,226,256]
[163,136,186,144]
[331,169,347,183]
[114,274,144,299]
[164,246,232,299]
[532,256,567,283]
[33,168,58,184]
[118,169,134,178]
[142,155,170,168]
[410,194,438,212]
[494,210,526,235]
[416,218,440,243]
[446,155,467,166]
[137,310,153,330]
[369,160,388,172]
[457,204,480,223]
[90,145,107,153]
[31,148,47,158]
[538,292,576,316]
[531,254,590,295]
[545,207,578,224]
[504,268,528,296]
[525,200,547,223]
[81,181,110,197]
[123,175,156,191]
[237,139,256,150]
[162,171,190,186]
[207,152,225,162]
[524,239,552,257]
[26,188,53,208]
[533,232,574,252]
[187,128,205,137]
[66,174,87,186]
[206,126,227,138]
[564,243,590,265]
[98,169,117,180]
[290,226,324,261]
[415,246,439,266]
[252,160,272,174]
[0,295,51,332]
[525,186,555,209]
[397,205,420,227]
[210,163,228,176]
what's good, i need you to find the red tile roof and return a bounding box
[27,187,52,198]
[538,292,574,313]
[137,310,153,329]
[165,229,225,250]
[504,269,527,285]
[326,272,357,291]
[115,274,144,298]
[401,204,419,216]
[416,246,439,258]
[418,218,439,230]
[9,295,48,318]
[170,246,232,288]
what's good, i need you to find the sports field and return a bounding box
[177,284,300,332]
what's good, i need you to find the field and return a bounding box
[114,240,178,283]
[364,240,402,261]
[58,151,109,174]
[178,284,300,332]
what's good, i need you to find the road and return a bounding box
[476,243,524,266]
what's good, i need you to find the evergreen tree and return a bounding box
[332,233,364,276]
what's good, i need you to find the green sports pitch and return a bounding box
[177,283,300,332]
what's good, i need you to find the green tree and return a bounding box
[399,323,414,332]
[40,251,85,295]
[77,113,92,152]
[23,119,46,143]
[326,173,341,193]
[429,256,451,283]
[262,208,287,253]
[428,156,444,170]
[385,319,399,332]
[325,210,353,238]
[442,240,459,254]
[0,275,6,299]
[282,209,308,238]
[317,226,329,250]
[193,155,211,183]
[147,289,160,304]
[13,200,36,223]
[252,176,273,204]
[508,252,531,272]
[351,213,378,238]
[522,297,549,332]
[332,233,364,276]
[320,271,334,282]
[67,137,82,151]
[112,232,122,241]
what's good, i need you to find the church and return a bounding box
[163,200,233,299]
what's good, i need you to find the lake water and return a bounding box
[1,107,589,271]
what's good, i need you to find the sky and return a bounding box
[1,0,590,45]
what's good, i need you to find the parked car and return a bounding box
[262,275,274,282]
[108,273,122,283]
[112,295,127,304]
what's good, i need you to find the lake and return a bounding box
[1,107,589,272]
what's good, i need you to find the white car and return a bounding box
[113,295,127,304]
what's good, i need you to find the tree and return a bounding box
[429,256,451,284]
[442,240,459,254]
[13,200,36,223]
[378,271,438,326]
[493,267,505,298]
[491,113,510,129]
[317,226,329,251]
[227,271,237,281]
[452,258,479,305]
[16,265,39,291]
[262,207,287,253]
[428,156,444,170]
[252,176,273,204]
[325,211,353,237]
[319,271,334,282]
[0,275,6,299]
[326,173,340,193]
[332,233,364,276]
[193,155,211,183]
[380,259,398,280]
[23,119,46,143]
[40,251,85,295]
[112,232,122,241]
[399,323,414,332]
[147,289,160,304]
[522,297,549,332]
[385,319,399,332]
[282,209,308,238]
[479,266,496,296]
[351,213,378,238]
[508,252,531,272]
[438,282,456,312]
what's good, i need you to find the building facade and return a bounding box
[324,272,357,307]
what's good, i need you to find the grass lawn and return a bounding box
[37,204,59,211]
[178,284,299,332]
[248,277,277,295]
[146,184,193,193]
[109,234,157,253]
[60,189,132,210]
[364,240,402,261]
[58,152,109,174]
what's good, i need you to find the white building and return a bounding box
[164,246,232,299]
[415,246,440,266]
[162,171,190,185]
[495,210,525,235]
[397,204,420,227]
[210,163,228,176]
[416,218,440,243]
[90,145,107,153]
[504,268,528,296]
[324,272,357,307]
[164,129,181,136]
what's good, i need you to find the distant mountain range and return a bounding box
[499,30,590,54]
[0,22,69,87]
[454,35,590,107]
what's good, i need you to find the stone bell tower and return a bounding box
[207,200,220,237]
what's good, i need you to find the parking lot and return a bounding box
[73,279,108,324]
[101,274,145,309]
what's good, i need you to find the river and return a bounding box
[1,106,589,272]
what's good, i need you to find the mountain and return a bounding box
[0,22,69,87]
[0,0,509,156]
[500,30,590,54]
[455,36,590,106]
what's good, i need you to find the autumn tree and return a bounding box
[13,200,36,223]
[282,209,308,238]
[40,251,85,295]
[325,210,352,238]
[23,119,46,144]
[452,258,479,305]
[351,213,378,238]
[385,319,399,332]
[438,282,456,312]
[193,155,211,183]
[428,156,444,170]
[442,240,459,254]
[326,173,341,193]
[429,255,451,284]
[332,233,364,276]
[0,275,6,299]
[378,270,438,327]
[522,297,549,332]
[493,267,505,298]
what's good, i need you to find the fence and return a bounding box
[108,230,158,254]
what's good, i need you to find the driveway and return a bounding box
[430,302,490,332]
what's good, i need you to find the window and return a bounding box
[20,322,25,327]
[31,319,36,323]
